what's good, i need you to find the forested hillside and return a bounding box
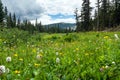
[1,0,120,32]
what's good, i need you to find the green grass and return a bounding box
[0,28,120,80]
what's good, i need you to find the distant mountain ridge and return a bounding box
[44,22,76,30]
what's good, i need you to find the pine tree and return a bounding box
[57,23,60,33]
[74,8,80,32]
[81,0,92,31]
[102,0,107,28]
[7,13,13,28]
[93,9,98,30]
[100,0,110,29]
[35,18,38,27]
[27,21,35,34]
[96,0,102,30]
[3,6,8,27]
[37,21,43,32]
[4,6,7,15]
[13,13,16,28]
[35,18,39,31]
[113,0,120,26]
[10,13,13,27]
[17,17,21,29]
[0,0,4,23]
[22,19,28,30]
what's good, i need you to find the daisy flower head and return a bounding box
[6,56,12,62]
[56,57,60,64]
[0,65,6,75]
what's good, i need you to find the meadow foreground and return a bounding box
[0,28,120,80]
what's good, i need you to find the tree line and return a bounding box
[0,0,73,33]
[75,0,120,31]
[1,0,120,33]
[0,0,43,34]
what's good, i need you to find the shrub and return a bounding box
[0,28,30,47]
[64,34,79,42]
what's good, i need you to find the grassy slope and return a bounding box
[0,28,120,80]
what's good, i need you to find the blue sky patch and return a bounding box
[48,13,75,19]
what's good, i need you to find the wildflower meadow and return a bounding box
[0,28,120,80]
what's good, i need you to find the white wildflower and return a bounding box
[89,40,91,43]
[6,56,12,62]
[4,41,6,44]
[37,51,39,54]
[6,68,10,73]
[56,57,60,63]
[56,52,59,56]
[105,65,109,69]
[112,61,115,65]
[37,48,40,51]
[27,45,29,47]
[31,45,35,47]
[36,54,42,60]
[114,34,119,39]
[0,65,6,75]
[40,50,43,53]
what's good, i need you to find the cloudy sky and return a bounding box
[2,0,96,25]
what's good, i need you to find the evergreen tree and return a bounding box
[57,23,60,33]
[13,13,16,28]
[22,19,28,30]
[7,13,13,28]
[113,0,120,26]
[96,0,102,30]
[4,6,7,16]
[17,17,21,29]
[37,21,44,32]
[27,21,35,34]
[35,18,38,27]
[93,9,97,30]
[81,0,92,31]
[102,0,107,28]
[74,8,81,32]
[0,0,4,23]
[3,6,8,27]
[94,0,114,30]
[100,0,110,29]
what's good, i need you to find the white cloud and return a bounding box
[2,0,96,24]
[35,0,96,24]
[36,0,96,15]
[2,0,44,19]
[31,14,75,25]
[36,0,82,15]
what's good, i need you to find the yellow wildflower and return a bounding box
[104,36,109,39]
[14,54,18,57]
[22,50,25,53]
[102,66,105,69]
[60,53,63,56]
[85,53,89,56]
[19,58,23,61]
[55,43,58,46]
[32,49,36,53]
[39,54,43,57]
[34,63,40,67]
[76,48,79,51]
[14,70,20,74]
